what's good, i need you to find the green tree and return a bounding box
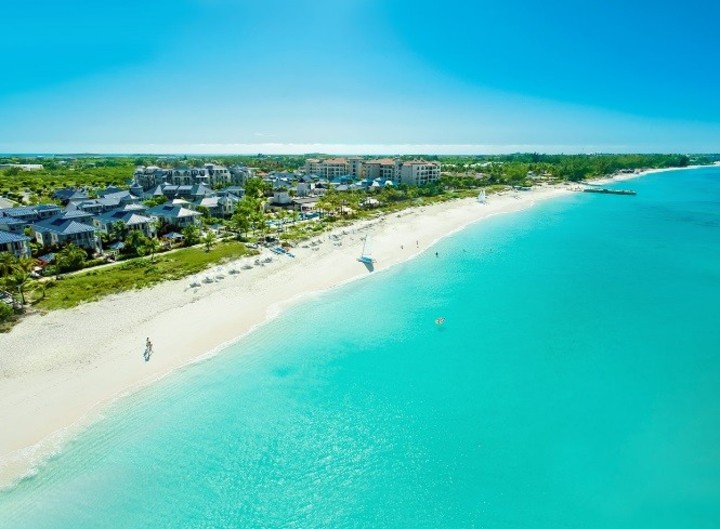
[244,178,270,199]
[201,230,217,252]
[0,252,16,277]
[3,257,35,305]
[143,195,167,208]
[229,210,251,239]
[125,230,150,256]
[56,244,87,273]
[109,220,128,242]
[182,224,201,246]
[196,205,211,220]
[144,237,161,262]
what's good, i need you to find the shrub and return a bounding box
[0,302,14,323]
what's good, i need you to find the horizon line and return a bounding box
[0,142,713,157]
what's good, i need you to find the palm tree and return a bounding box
[201,230,217,252]
[125,230,149,256]
[4,257,35,306]
[56,244,87,273]
[110,220,127,242]
[0,252,16,277]
[144,237,161,262]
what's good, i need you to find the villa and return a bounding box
[147,203,202,228]
[94,210,156,238]
[0,204,62,224]
[0,231,31,258]
[32,217,100,251]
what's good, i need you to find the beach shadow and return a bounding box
[362,261,375,272]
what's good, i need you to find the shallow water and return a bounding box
[2,168,719,528]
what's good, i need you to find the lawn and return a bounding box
[34,241,251,310]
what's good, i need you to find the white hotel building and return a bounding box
[304,158,440,185]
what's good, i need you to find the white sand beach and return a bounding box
[0,167,696,488]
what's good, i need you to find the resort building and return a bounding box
[348,157,364,178]
[0,231,31,258]
[302,157,440,186]
[303,158,351,179]
[364,159,403,183]
[0,204,62,224]
[203,164,231,187]
[229,165,254,186]
[0,163,44,171]
[147,203,202,228]
[52,188,90,204]
[195,194,240,218]
[399,161,441,186]
[134,167,171,190]
[0,216,26,234]
[32,217,100,251]
[94,210,156,238]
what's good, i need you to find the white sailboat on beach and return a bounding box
[357,234,376,264]
[477,189,487,204]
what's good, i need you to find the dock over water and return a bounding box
[583,187,637,195]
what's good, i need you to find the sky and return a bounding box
[1,0,719,154]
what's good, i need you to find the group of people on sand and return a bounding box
[143,337,154,362]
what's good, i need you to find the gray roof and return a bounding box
[119,203,147,212]
[100,190,135,202]
[198,197,220,208]
[2,204,61,218]
[53,188,85,201]
[58,209,94,220]
[190,184,214,196]
[148,204,201,219]
[33,217,96,235]
[97,210,152,226]
[0,231,30,244]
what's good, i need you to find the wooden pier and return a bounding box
[582,187,636,196]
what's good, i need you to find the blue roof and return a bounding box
[33,217,96,235]
[2,204,60,217]
[0,216,24,226]
[58,209,94,220]
[98,210,151,225]
[0,231,29,244]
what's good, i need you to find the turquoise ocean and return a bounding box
[1,167,719,528]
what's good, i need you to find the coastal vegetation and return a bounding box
[34,241,251,311]
[0,238,252,323]
[1,153,714,205]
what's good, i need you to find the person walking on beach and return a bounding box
[144,337,153,362]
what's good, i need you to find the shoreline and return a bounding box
[0,165,704,489]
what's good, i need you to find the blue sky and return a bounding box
[1,0,719,154]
